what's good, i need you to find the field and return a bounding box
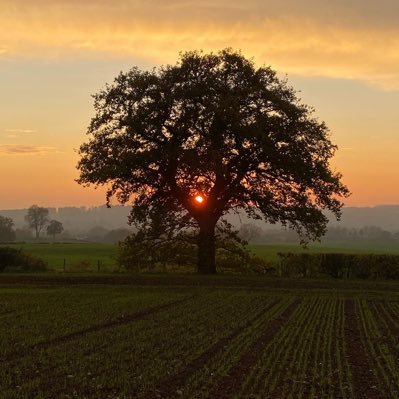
[250,241,399,262]
[0,242,118,271]
[2,241,399,271]
[1,274,399,398]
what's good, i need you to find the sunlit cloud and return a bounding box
[4,128,37,134]
[1,1,399,90]
[0,145,59,155]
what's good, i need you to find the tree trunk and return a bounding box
[197,223,216,274]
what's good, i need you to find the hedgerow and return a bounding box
[277,253,399,279]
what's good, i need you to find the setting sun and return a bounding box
[194,195,204,204]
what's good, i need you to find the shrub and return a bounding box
[0,247,47,272]
[277,252,399,280]
[277,252,322,278]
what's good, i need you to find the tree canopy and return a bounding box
[46,220,64,239]
[25,205,49,239]
[77,49,349,273]
[0,215,16,242]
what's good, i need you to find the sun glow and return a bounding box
[194,195,204,204]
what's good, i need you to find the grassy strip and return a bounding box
[3,273,399,293]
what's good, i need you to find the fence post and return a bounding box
[97,260,100,272]
[63,258,66,272]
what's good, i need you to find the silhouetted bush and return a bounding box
[277,253,321,278]
[277,252,399,280]
[0,247,47,272]
[117,230,270,274]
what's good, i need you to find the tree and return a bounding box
[103,228,133,243]
[238,223,264,243]
[0,215,16,242]
[77,49,349,274]
[25,205,49,239]
[87,226,109,242]
[46,220,64,239]
[15,227,33,241]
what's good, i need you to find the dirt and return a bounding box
[344,299,383,399]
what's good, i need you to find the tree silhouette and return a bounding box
[0,215,16,242]
[77,49,349,273]
[46,220,64,239]
[25,205,49,239]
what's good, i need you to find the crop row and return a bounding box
[357,299,399,397]
[3,285,399,399]
[237,297,351,398]
[150,296,354,398]
[0,290,284,398]
[175,296,296,398]
[0,286,186,358]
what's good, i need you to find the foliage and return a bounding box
[103,228,132,243]
[15,227,33,241]
[237,223,264,243]
[46,220,64,238]
[117,219,269,272]
[0,243,117,271]
[25,205,49,239]
[0,215,16,242]
[278,252,399,279]
[0,246,47,272]
[77,49,349,273]
[86,226,133,243]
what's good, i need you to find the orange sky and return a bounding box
[1,0,399,209]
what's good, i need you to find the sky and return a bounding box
[1,0,399,209]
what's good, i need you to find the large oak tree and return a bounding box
[77,49,349,274]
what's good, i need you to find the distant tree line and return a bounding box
[0,205,64,242]
[1,207,398,245]
[0,205,132,243]
[238,223,399,244]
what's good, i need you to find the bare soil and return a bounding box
[344,299,382,399]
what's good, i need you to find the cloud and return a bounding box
[1,1,399,90]
[0,145,58,155]
[4,128,37,134]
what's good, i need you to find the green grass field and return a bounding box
[0,242,118,271]
[1,274,399,398]
[250,241,399,262]
[2,241,399,271]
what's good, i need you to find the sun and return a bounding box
[194,195,204,204]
